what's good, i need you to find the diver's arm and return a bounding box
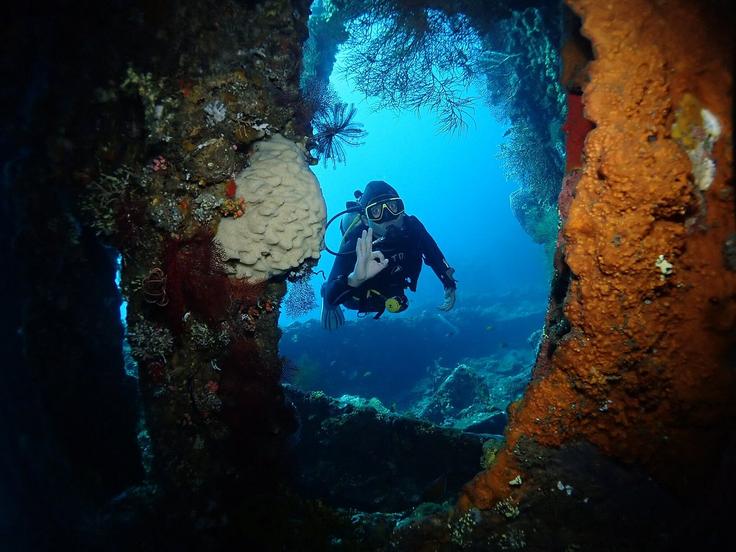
[412,217,457,290]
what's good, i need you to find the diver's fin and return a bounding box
[321,299,345,330]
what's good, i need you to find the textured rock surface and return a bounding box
[286,386,486,512]
[460,0,735,530]
[216,134,326,281]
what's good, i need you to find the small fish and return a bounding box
[485,325,494,331]
[363,371,372,378]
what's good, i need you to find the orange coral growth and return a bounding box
[178,78,193,97]
[460,0,735,510]
[178,197,190,214]
[219,197,246,218]
[457,448,520,511]
[558,169,582,220]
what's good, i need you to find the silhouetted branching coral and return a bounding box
[305,0,566,246]
[433,92,476,134]
[340,5,483,133]
[311,102,367,168]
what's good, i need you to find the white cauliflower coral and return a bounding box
[215,134,326,282]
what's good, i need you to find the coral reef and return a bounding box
[460,1,735,548]
[410,358,529,437]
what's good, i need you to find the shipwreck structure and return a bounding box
[3,0,733,549]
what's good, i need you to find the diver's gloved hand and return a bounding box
[438,287,456,311]
[348,227,388,287]
[321,298,345,330]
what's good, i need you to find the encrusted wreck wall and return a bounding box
[4,0,323,548]
[460,0,735,530]
[98,0,318,521]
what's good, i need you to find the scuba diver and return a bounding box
[321,180,457,330]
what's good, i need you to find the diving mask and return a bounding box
[364,197,405,223]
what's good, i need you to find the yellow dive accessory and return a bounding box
[363,290,409,314]
[385,295,408,313]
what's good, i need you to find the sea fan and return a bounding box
[283,278,318,318]
[340,7,482,134]
[312,102,367,168]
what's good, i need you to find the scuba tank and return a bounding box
[339,199,362,236]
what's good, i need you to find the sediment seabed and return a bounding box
[280,292,546,408]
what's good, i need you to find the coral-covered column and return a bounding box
[461,0,735,510]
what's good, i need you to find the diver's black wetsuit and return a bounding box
[322,215,456,317]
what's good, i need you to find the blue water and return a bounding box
[277,46,551,411]
[281,49,551,327]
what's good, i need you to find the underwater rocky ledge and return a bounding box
[3,0,735,550]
